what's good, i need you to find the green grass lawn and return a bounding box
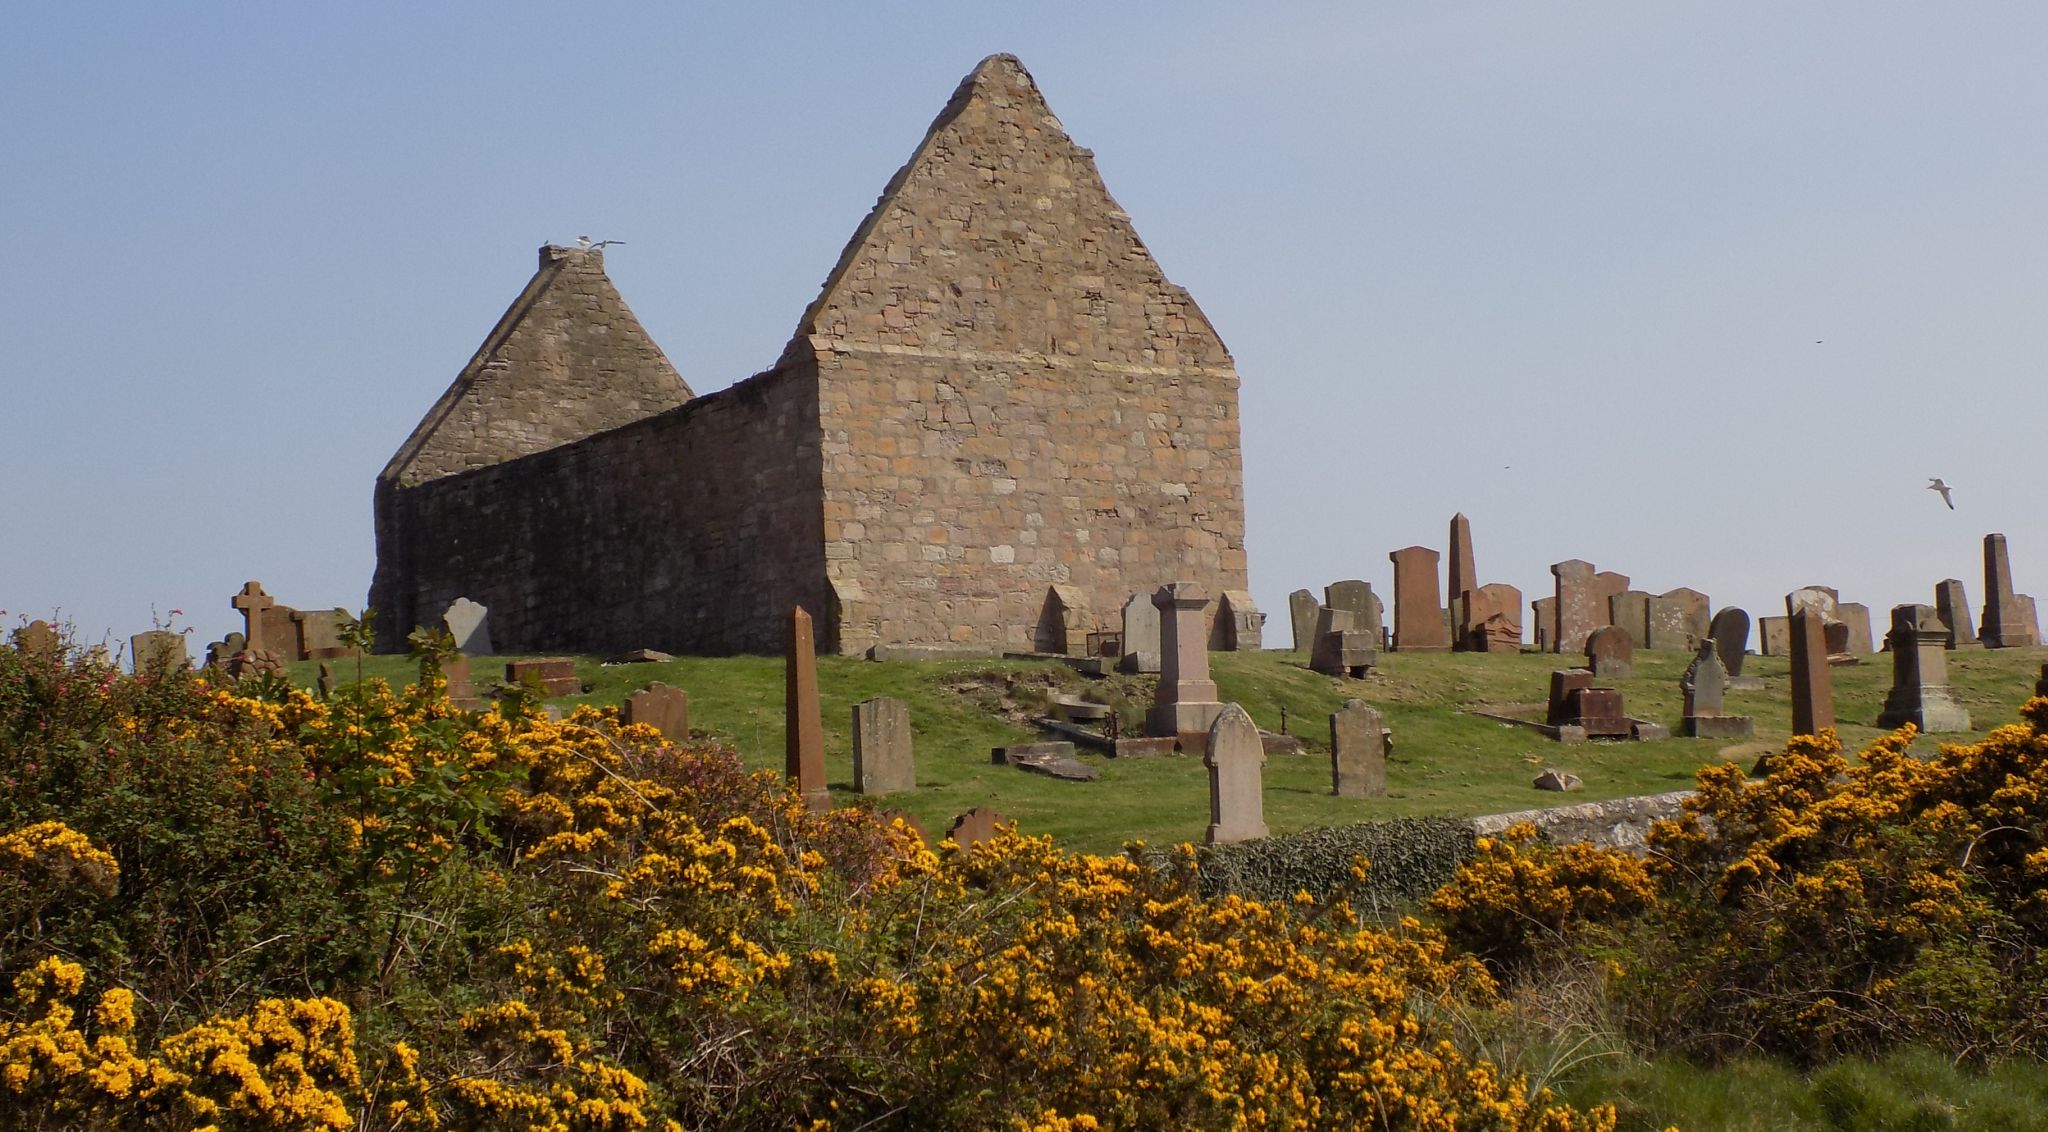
[292,643,2048,855]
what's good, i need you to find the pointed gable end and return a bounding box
[382,245,693,488]
[788,54,1232,371]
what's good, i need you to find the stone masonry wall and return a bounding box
[370,363,823,655]
[383,245,693,488]
[797,54,1248,651]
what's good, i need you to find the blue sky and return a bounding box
[3,3,2044,653]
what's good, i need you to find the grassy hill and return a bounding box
[294,643,2048,854]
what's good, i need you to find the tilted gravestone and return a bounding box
[443,597,493,656]
[786,606,829,813]
[1709,607,1750,676]
[623,682,690,742]
[1329,698,1386,799]
[1876,605,1971,733]
[1388,546,1448,651]
[1204,703,1268,845]
[947,806,1010,850]
[1287,589,1318,654]
[1121,592,1161,674]
[1585,625,1633,679]
[1309,605,1374,678]
[1324,580,1383,646]
[1789,608,1835,736]
[852,696,915,795]
[1935,578,1978,649]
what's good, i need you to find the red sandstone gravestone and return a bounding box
[1551,561,1601,655]
[1388,546,1448,651]
[1789,607,1835,736]
[622,682,690,742]
[1147,583,1226,744]
[1981,533,2041,648]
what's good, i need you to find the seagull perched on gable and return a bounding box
[1928,478,1955,510]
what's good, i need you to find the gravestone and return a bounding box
[1465,583,1523,652]
[1935,579,1978,649]
[1448,513,1476,649]
[1981,534,2042,648]
[293,609,353,660]
[1682,637,1754,738]
[444,656,487,711]
[129,630,189,675]
[623,681,691,742]
[1662,588,1711,644]
[1709,608,1750,676]
[1645,596,1693,651]
[1566,687,1631,738]
[1876,605,1972,733]
[993,741,1098,781]
[1585,625,1633,680]
[1532,597,1556,652]
[1330,699,1386,799]
[1036,584,1092,656]
[443,597,492,655]
[851,696,914,794]
[1204,704,1268,845]
[1759,616,1789,657]
[232,582,278,652]
[506,658,581,697]
[1835,603,1874,656]
[1388,546,1448,651]
[205,632,246,670]
[1121,592,1162,674]
[1217,590,1264,652]
[786,607,830,812]
[1608,591,1652,650]
[947,806,1010,850]
[317,663,337,699]
[1534,769,1583,792]
[1287,589,1318,654]
[1551,560,1601,654]
[1547,669,1596,726]
[1593,571,1631,628]
[1789,608,1835,736]
[1308,605,1374,678]
[1147,583,1226,742]
[1324,580,1383,646]
[12,620,58,659]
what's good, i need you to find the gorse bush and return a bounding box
[1429,704,2048,1066]
[0,631,1615,1130]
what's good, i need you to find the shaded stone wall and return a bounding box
[369,364,824,655]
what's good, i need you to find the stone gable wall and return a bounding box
[369,364,823,655]
[383,246,693,489]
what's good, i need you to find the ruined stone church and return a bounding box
[369,55,1250,656]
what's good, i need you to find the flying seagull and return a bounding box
[1928,478,1955,510]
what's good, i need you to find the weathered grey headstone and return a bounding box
[1217,590,1264,652]
[1789,607,1835,736]
[1324,580,1383,644]
[1608,591,1652,650]
[1121,592,1162,673]
[205,632,247,670]
[851,696,914,794]
[293,609,353,660]
[624,681,691,742]
[1681,639,1728,718]
[1308,605,1374,678]
[1585,625,1633,679]
[1287,589,1318,654]
[1759,616,1790,657]
[992,741,1098,781]
[1661,588,1711,645]
[1645,596,1693,651]
[442,597,493,656]
[129,630,189,675]
[1709,607,1750,676]
[1876,605,1972,733]
[1204,703,1268,845]
[1981,533,2042,648]
[787,606,829,813]
[1835,602,1874,656]
[1935,579,1978,649]
[1329,699,1386,799]
[12,620,58,659]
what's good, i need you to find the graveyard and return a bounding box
[284,638,2048,853]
